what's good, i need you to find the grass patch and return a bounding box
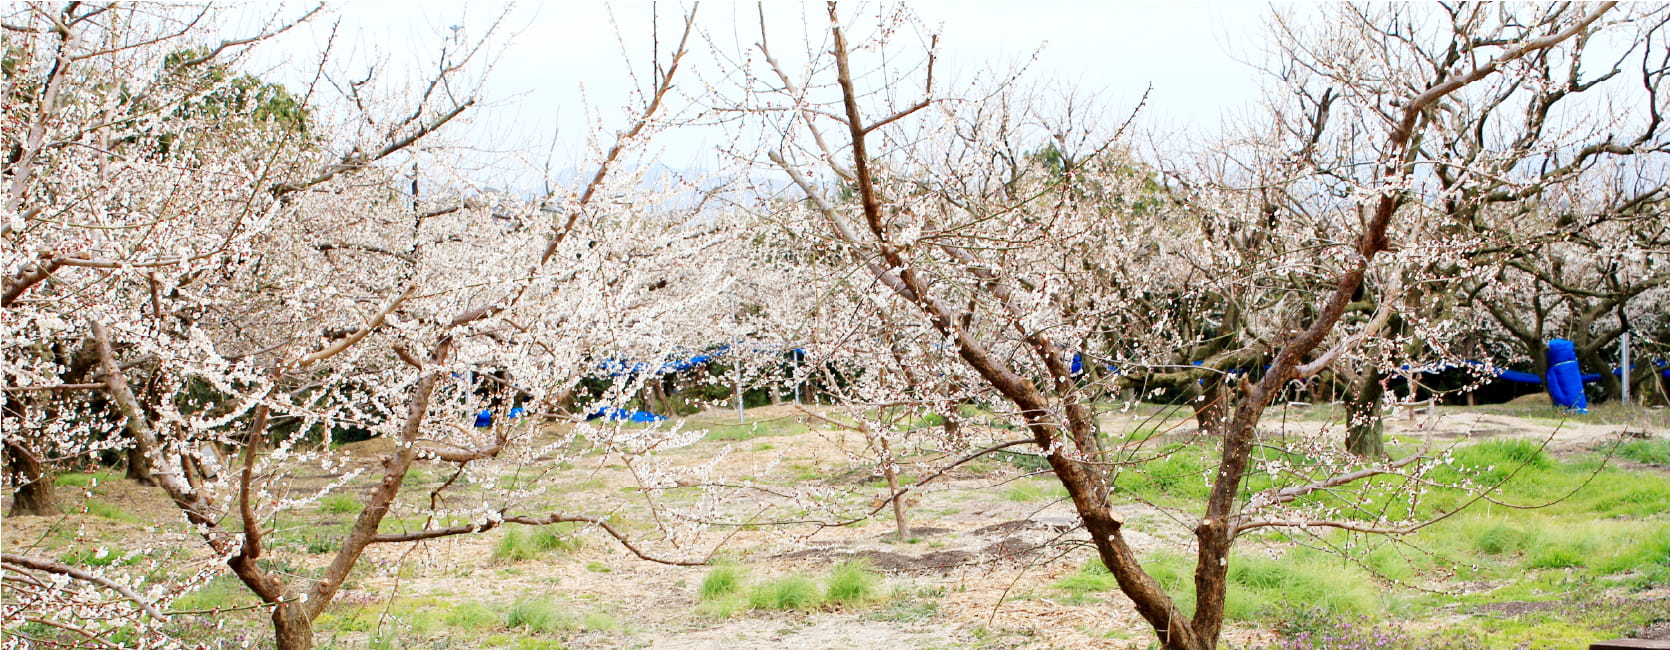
[748,574,822,610]
[1003,481,1068,502]
[1115,444,1212,503]
[700,560,888,616]
[57,547,139,567]
[493,524,583,562]
[579,611,618,631]
[824,560,880,605]
[865,594,939,622]
[445,601,499,630]
[1431,438,1552,486]
[1616,437,1670,465]
[1054,560,1121,605]
[83,500,142,524]
[1524,526,1595,569]
[170,574,258,612]
[699,562,746,601]
[695,561,750,618]
[1472,519,1539,556]
[318,493,363,514]
[505,597,571,633]
[1054,548,1382,622]
[699,419,809,442]
[991,450,1051,472]
[1107,424,1167,444]
[54,470,117,488]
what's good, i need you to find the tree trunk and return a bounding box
[940,412,960,439]
[1525,339,1553,408]
[6,440,59,516]
[877,437,909,540]
[1193,378,1227,436]
[1577,347,1617,404]
[125,445,155,486]
[272,601,315,650]
[1346,366,1385,458]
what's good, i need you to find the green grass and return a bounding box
[1616,437,1670,464]
[699,419,809,441]
[500,597,614,636]
[1106,423,1168,444]
[1114,444,1213,504]
[493,524,583,562]
[1053,548,1383,622]
[1472,519,1537,555]
[83,500,143,524]
[317,597,447,638]
[698,560,887,616]
[1003,481,1068,502]
[57,547,139,567]
[990,450,1051,472]
[824,560,880,605]
[170,574,258,612]
[318,493,363,514]
[445,601,499,630]
[865,594,940,622]
[748,574,822,610]
[505,597,571,633]
[53,470,117,488]
[1054,561,1120,598]
[699,562,746,601]
[579,611,618,632]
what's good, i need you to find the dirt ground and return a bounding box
[3,402,1666,649]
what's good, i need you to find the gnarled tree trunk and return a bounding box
[1345,366,1386,458]
[6,439,59,516]
[272,601,315,650]
[124,445,155,486]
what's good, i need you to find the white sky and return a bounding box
[247,2,1273,186]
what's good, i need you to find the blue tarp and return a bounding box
[1545,339,1588,413]
[598,345,731,377]
[1613,360,1670,380]
[474,407,527,428]
[1414,359,1605,386]
[1495,369,1543,384]
[585,406,666,423]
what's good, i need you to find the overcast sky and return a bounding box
[248,2,1274,185]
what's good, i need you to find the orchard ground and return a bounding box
[5,401,1667,649]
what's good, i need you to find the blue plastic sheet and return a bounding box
[1494,369,1543,384]
[1613,360,1670,380]
[599,345,731,377]
[585,406,667,423]
[1545,339,1588,413]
